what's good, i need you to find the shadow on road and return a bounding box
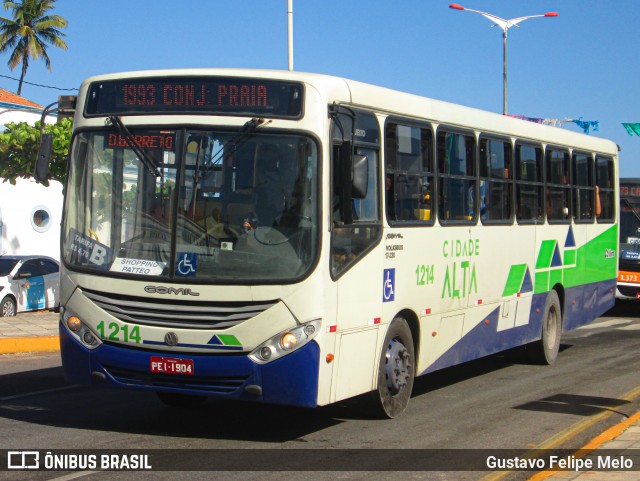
[0,352,522,443]
[604,299,640,318]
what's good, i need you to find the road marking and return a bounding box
[575,318,634,329]
[49,472,97,481]
[618,324,640,331]
[0,385,79,402]
[478,384,640,481]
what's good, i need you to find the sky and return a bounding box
[3,0,640,178]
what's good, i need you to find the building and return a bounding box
[0,87,53,124]
[0,89,62,260]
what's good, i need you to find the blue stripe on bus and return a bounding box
[422,279,615,375]
[59,325,320,408]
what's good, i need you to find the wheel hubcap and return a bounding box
[3,302,14,317]
[385,337,411,395]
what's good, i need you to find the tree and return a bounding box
[0,117,71,185]
[0,0,68,95]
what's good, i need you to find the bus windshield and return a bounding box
[63,127,319,282]
[620,196,640,261]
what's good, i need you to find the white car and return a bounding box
[0,255,59,317]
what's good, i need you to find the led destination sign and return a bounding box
[620,180,640,198]
[85,77,303,118]
[105,132,175,151]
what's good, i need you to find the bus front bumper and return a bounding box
[59,324,320,408]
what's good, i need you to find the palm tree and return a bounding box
[0,0,67,96]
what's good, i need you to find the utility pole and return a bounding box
[287,0,294,71]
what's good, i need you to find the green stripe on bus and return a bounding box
[217,334,242,347]
[560,225,618,290]
[534,225,618,294]
[502,264,528,297]
[506,225,618,297]
[536,240,557,269]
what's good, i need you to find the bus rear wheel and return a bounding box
[528,290,562,365]
[371,317,415,418]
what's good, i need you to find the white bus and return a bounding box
[37,69,618,417]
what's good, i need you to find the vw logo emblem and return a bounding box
[164,332,179,346]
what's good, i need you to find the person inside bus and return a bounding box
[545,188,568,221]
[255,144,296,227]
[468,180,486,220]
[385,174,395,220]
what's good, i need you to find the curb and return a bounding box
[528,409,640,480]
[0,335,60,354]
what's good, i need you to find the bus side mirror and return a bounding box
[352,154,368,199]
[35,133,53,182]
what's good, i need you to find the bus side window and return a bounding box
[479,137,513,223]
[595,155,615,222]
[515,142,544,224]
[437,129,475,223]
[545,148,571,224]
[384,122,434,224]
[572,152,594,223]
[330,111,382,278]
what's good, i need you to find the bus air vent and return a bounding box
[81,288,277,329]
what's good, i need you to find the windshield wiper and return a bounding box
[201,117,271,182]
[107,116,162,177]
[623,198,640,224]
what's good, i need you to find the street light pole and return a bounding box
[502,27,507,116]
[449,4,558,115]
[287,0,294,71]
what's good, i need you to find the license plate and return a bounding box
[150,356,194,376]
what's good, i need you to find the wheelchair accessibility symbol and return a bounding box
[176,252,197,277]
[383,268,395,302]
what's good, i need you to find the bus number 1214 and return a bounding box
[416,264,435,286]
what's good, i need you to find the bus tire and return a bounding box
[371,317,415,418]
[528,290,562,365]
[156,391,207,408]
[1,296,16,317]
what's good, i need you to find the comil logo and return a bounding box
[144,286,200,296]
[7,451,39,469]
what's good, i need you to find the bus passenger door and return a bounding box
[330,145,384,402]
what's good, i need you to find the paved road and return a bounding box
[0,309,638,480]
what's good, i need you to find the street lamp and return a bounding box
[449,4,558,115]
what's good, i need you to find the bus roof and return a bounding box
[80,68,619,156]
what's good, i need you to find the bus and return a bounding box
[618,178,640,300]
[36,69,619,418]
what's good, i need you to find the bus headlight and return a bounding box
[249,319,320,364]
[63,309,102,350]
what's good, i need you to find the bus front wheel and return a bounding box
[528,290,562,365]
[371,317,415,418]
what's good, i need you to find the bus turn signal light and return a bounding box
[67,316,82,332]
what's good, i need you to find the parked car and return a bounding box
[0,255,59,317]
